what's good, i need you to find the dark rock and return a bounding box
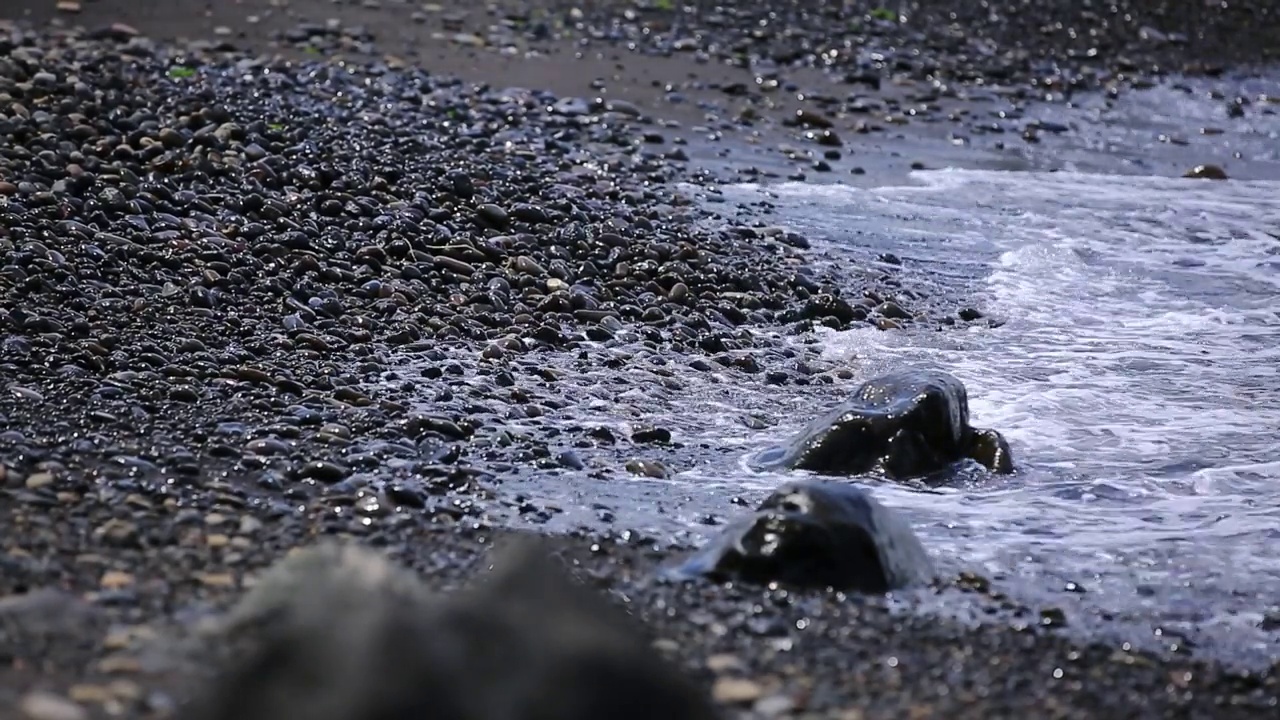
[814,130,842,147]
[877,301,912,320]
[586,427,616,443]
[800,293,857,324]
[1261,609,1280,632]
[510,203,549,223]
[966,428,1015,475]
[667,481,933,592]
[476,203,510,229]
[294,460,349,483]
[631,426,672,444]
[1183,164,1229,180]
[556,450,587,470]
[755,370,1014,480]
[191,541,716,720]
[399,414,470,440]
[792,109,834,128]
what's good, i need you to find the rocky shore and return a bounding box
[3,1,1280,719]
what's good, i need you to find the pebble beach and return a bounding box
[3,1,1280,718]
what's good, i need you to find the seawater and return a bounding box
[709,170,1280,666]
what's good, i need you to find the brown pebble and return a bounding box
[96,655,143,674]
[712,677,764,704]
[123,494,154,510]
[107,22,139,37]
[94,519,139,545]
[99,570,134,590]
[108,680,142,701]
[66,685,113,705]
[907,704,935,720]
[101,629,136,651]
[19,691,87,720]
[25,471,54,489]
[196,572,237,588]
[706,654,748,673]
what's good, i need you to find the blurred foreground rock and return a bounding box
[188,540,717,720]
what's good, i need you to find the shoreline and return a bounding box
[3,1,1280,718]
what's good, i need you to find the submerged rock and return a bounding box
[1183,164,1229,180]
[668,481,933,592]
[757,369,1013,480]
[191,541,715,720]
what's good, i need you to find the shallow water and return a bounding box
[446,166,1280,664]
[706,169,1280,666]
[1004,74,1280,180]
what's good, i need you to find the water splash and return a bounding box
[710,170,1280,664]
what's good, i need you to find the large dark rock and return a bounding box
[667,481,933,593]
[189,541,716,720]
[756,369,1014,480]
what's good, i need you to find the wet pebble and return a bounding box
[625,459,669,479]
[294,461,349,483]
[631,426,673,444]
[1184,164,1229,180]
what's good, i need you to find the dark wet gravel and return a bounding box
[521,0,1280,181]
[557,0,1280,80]
[0,20,917,516]
[2,8,1280,720]
[6,513,1280,719]
[12,0,1280,185]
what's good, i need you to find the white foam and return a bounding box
[717,170,1280,659]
